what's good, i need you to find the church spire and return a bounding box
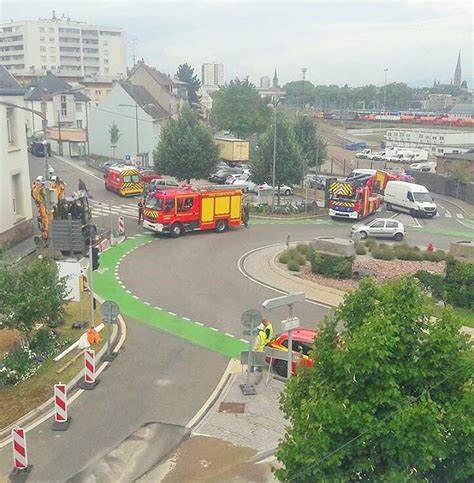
[272,69,279,88]
[453,50,462,87]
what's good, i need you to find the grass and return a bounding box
[0,294,107,430]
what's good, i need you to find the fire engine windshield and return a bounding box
[145,197,163,211]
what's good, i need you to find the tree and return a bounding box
[210,78,271,139]
[276,277,473,482]
[0,259,68,338]
[251,112,305,200]
[448,160,473,199]
[153,107,218,182]
[109,121,121,158]
[176,63,201,106]
[461,80,468,89]
[293,114,326,169]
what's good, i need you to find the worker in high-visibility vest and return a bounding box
[87,326,101,345]
[253,324,267,353]
[262,319,274,343]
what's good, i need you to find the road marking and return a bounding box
[126,289,131,294]
[411,217,423,228]
[210,327,219,332]
[240,338,248,343]
[445,210,452,218]
[195,322,205,326]
[154,306,162,310]
[182,317,190,321]
[224,332,235,338]
[144,301,151,306]
[168,311,177,316]
[456,213,464,219]
[132,295,139,299]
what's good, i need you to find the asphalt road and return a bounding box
[1,154,471,480]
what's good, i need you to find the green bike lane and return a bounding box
[93,219,473,360]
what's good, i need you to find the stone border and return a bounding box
[251,212,328,221]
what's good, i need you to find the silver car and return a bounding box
[351,218,405,241]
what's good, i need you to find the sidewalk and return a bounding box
[1,236,36,263]
[433,193,474,217]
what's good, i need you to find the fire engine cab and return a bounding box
[142,186,243,237]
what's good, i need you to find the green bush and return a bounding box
[423,250,446,262]
[355,242,367,255]
[445,258,474,309]
[372,247,395,260]
[279,250,291,264]
[414,270,445,299]
[280,249,307,265]
[365,239,378,252]
[296,244,313,260]
[0,346,37,386]
[287,260,301,272]
[394,244,424,261]
[311,253,353,279]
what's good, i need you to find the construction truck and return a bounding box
[31,176,95,252]
[327,171,396,220]
[142,185,243,237]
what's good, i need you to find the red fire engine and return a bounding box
[328,171,396,220]
[142,186,243,237]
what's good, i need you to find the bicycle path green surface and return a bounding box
[93,235,247,359]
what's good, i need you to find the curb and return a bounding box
[251,212,328,221]
[434,195,473,216]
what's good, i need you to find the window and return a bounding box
[386,221,398,228]
[177,197,195,212]
[6,107,15,145]
[49,37,55,42]
[60,95,67,116]
[95,89,101,95]
[50,56,56,62]
[103,40,108,46]
[11,173,23,216]
[40,46,46,52]
[49,27,54,33]
[40,37,45,42]
[41,55,47,61]
[407,191,414,202]
[370,221,385,228]
[41,102,47,113]
[104,68,109,73]
[39,27,45,32]
[50,46,56,52]
[75,102,82,112]
[77,120,83,128]
[104,59,108,64]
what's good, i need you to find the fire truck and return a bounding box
[142,186,243,237]
[327,171,396,220]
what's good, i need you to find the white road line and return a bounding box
[126,290,131,294]
[224,332,235,338]
[240,338,248,343]
[195,322,205,326]
[182,317,191,321]
[144,301,151,306]
[445,211,452,218]
[154,306,162,310]
[168,311,177,316]
[132,295,139,299]
[209,327,219,332]
[456,213,464,219]
[411,217,423,228]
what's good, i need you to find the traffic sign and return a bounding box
[101,300,120,319]
[283,317,300,331]
[240,309,262,329]
[262,292,305,310]
[124,154,131,161]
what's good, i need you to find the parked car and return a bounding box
[257,183,293,196]
[208,168,242,184]
[140,170,161,184]
[29,141,51,157]
[266,329,318,377]
[148,178,179,191]
[309,175,330,190]
[351,218,405,241]
[231,176,257,193]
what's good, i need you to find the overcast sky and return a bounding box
[1,1,472,87]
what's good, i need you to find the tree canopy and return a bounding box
[153,107,218,181]
[276,277,473,482]
[293,114,326,168]
[251,111,305,191]
[210,78,271,139]
[0,259,68,337]
[176,63,201,106]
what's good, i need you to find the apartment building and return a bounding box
[201,63,224,87]
[0,13,127,81]
[0,66,33,249]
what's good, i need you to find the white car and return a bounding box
[351,218,405,241]
[231,177,257,193]
[257,183,293,196]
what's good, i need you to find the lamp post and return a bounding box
[268,99,280,211]
[301,67,307,111]
[379,68,388,128]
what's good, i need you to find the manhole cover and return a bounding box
[218,402,245,413]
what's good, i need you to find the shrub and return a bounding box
[423,250,446,262]
[0,346,38,386]
[296,244,312,258]
[287,260,301,272]
[355,242,367,255]
[445,258,474,309]
[414,270,445,299]
[279,250,291,264]
[394,244,424,261]
[311,253,353,279]
[372,247,395,260]
[280,249,307,265]
[365,239,378,252]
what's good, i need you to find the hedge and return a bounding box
[444,258,474,309]
[311,253,353,279]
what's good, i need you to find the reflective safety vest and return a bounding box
[256,330,266,352]
[265,323,274,343]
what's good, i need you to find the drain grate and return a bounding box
[218,402,245,413]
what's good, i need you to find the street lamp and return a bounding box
[379,68,388,128]
[268,99,280,211]
[301,67,307,111]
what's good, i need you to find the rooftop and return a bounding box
[387,128,474,134]
[437,151,474,162]
[449,103,474,116]
[24,72,88,102]
[121,83,170,120]
[0,65,25,96]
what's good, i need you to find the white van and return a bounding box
[409,162,436,173]
[384,181,437,218]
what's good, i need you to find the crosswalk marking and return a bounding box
[456,213,464,219]
[445,210,452,218]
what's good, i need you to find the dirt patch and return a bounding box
[0,329,21,357]
[291,258,446,292]
[155,436,277,483]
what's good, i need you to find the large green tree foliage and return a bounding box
[251,112,305,193]
[153,107,218,181]
[277,277,473,482]
[293,114,326,168]
[176,63,201,106]
[0,259,68,337]
[210,78,271,139]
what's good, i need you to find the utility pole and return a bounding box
[85,101,90,156]
[271,104,277,211]
[301,67,307,111]
[57,110,62,156]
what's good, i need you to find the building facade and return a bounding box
[201,63,224,87]
[0,13,127,81]
[426,94,456,112]
[436,152,474,177]
[0,66,33,249]
[385,128,474,155]
[260,76,270,88]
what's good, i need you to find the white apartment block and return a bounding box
[385,128,474,155]
[0,14,127,81]
[201,63,224,87]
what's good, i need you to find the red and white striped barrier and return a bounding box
[118,215,125,235]
[52,383,70,431]
[12,427,28,470]
[79,349,100,390]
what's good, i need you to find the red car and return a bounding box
[265,328,318,377]
[140,170,161,184]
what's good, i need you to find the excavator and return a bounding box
[31,174,96,251]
